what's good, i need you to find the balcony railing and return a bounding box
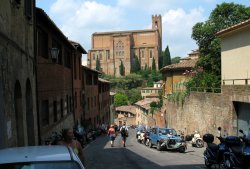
[223,78,250,85]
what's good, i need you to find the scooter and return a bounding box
[143,131,150,146]
[191,131,204,148]
[137,131,145,143]
[203,127,227,168]
[223,129,250,169]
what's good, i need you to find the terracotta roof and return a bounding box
[93,29,157,35]
[216,18,250,37]
[98,78,110,83]
[116,105,136,114]
[134,98,160,110]
[146,93,160,97]
[160,58,198,72]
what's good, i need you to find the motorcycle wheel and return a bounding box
[178,146,185,153]
[204,158,212,168]
[224,159,232,169]
[196,139,204,148]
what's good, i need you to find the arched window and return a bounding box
[115,40,124,58]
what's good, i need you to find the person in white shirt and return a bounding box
[120,123,128,147]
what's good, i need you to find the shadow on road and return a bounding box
[85,134,206,169]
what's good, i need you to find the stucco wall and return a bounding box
[221,25,250,84]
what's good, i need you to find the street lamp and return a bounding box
[50,47,59,63]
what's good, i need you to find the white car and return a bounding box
[0,145,85,169]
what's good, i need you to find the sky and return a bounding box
[36,0,250,64]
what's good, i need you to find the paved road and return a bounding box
[84,129,207,169]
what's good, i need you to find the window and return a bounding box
[141,49,145,58]
[74,55,76,79]
[64,49,71,68]
[86,73,92,85]
[75,92,77,108]
[60,99,63,118]
[79,57,81,80]
[87,97,90,110]
[93,53,95,60]
[41,100,49,126]
[37,29,48,58]
[99,52,102,60]
[149,49,153,58]
[52,39,62,65]
[115,40,124,57]
[53,101,57,122]
[24,0,32,20]
[106,50,110,59]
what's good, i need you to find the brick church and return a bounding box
[87,15,162,76]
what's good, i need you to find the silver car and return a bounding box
[0,145,85,169]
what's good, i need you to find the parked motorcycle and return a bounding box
[223,129,250,169]
[191,131,204,148]
[44,131,62,145]
[203,127,227,168]
[143,131,150,146]
[137,130,145,143]
[73,125,87,147]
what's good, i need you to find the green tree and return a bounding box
[171,57,181,64]
[126,89,142,104]
[192,2,250,87]
[152,57,156,71]
[131,55,141,73]
[162,46,171,68]
[119,60,125,76]
[96,56,101,71]
[114,93,128,106]
[150,101,158,117]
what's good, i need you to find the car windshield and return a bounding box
[0,161,81,169]
[159,128,177,136]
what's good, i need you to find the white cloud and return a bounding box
[161,7,205,57]
[49,0,124,54]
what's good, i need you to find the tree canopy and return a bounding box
[114,93,128,106]
[191,2,250,88]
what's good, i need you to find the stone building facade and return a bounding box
[0,0,38,148]
[98,78,110,125]
[71,41,87,125]
[87,15,162,76]
[82,66,100,128]
[36,8,76,143]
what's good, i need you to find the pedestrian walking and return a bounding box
[59,128,86,167]
[120,122,128,147]
[107,124,116,147]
